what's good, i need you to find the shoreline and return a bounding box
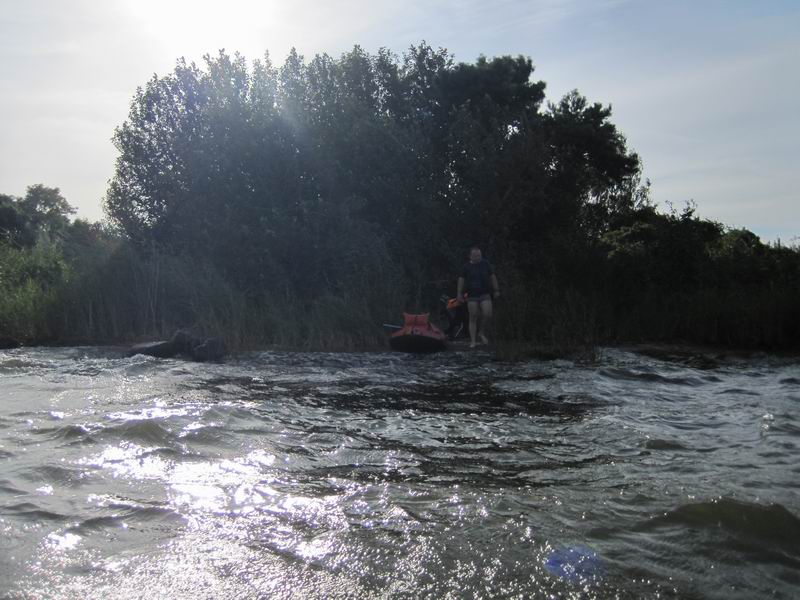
[3,337,798,361]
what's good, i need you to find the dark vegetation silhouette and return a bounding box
[1,44,798,351]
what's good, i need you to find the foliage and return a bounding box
[1,44,798,350]
[0,242,67,341]
[0,185,75,248]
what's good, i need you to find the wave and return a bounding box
[643,439,689,451]
[66,505,183,535]
[96,419,180,447]
[600,367,706,386]
[32,423,98,444]
[0,480,26,495]
[1,502,66,521]
[639,498,800,546]
[0,357,37,373]
[0,356,53,376]
[30,418,182,450]
[715,388,761,396]
[20,464,91,485]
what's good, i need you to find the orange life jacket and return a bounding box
[446,295,466,310]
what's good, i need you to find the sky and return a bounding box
[1,0,798,242]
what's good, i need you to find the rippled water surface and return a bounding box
[1,346,798,599]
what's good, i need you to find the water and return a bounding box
[0,345,798,599]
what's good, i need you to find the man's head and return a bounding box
[469,246,482,263]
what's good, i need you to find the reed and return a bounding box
[0,244,66,343]
[2,226,798,353]
[47,240,407,351]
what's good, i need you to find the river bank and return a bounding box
[4,334,800,365]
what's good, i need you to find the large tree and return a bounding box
[104,44,641,304]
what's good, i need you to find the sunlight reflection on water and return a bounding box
[1,347,798,599]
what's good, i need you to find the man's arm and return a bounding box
[457,276,465,301]
[491,274,500,298]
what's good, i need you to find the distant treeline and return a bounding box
[1,43,798,351]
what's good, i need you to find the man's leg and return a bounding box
[478,298,493,344]
[468,301,480,347]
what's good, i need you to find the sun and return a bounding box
[122,0,282,63]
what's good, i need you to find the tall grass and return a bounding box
[2,234,798,353]
[52,241,406,351]
[492,274,800,354]
[0,244,65,342]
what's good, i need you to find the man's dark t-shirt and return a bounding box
[461,259,494,297]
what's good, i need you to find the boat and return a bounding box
[388,313,447,353]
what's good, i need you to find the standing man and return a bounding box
[457,247,500,348]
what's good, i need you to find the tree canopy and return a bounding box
[0,185,75,248]
[104,44,640,295]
